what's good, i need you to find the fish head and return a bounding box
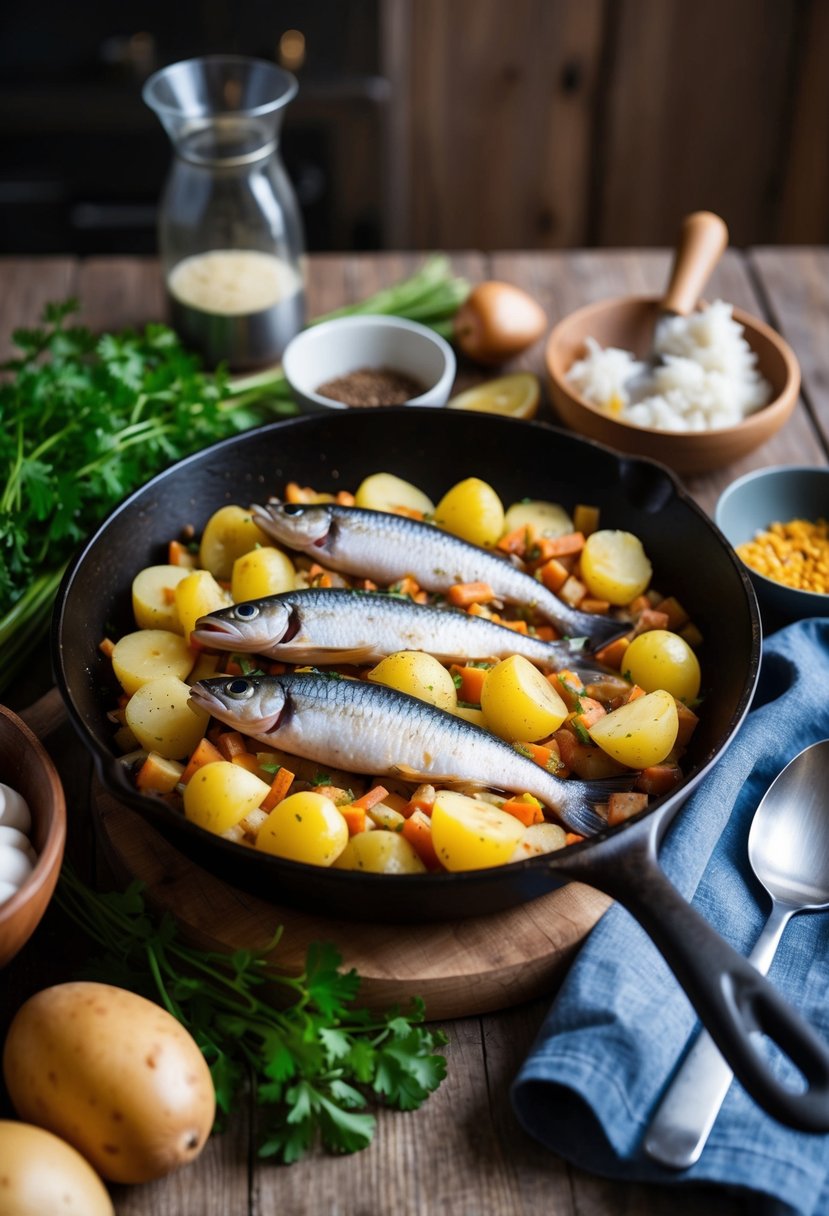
[191,598,294,653]
[189,676,287,737]
[251,501,333,552]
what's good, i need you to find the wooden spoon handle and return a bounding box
[19,687,67,740]
[662,211,729,316]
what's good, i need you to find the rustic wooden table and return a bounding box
[2,248,827,1216]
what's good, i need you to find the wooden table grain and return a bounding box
[2,249,828,1216]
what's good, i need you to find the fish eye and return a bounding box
[283,503,305,516]
[234,603,259,620]
[225,678,254,699]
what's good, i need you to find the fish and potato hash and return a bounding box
[100,471,702,873]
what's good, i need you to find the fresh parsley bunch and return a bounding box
[57,868,448,1162]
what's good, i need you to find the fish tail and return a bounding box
[552,773,636,837]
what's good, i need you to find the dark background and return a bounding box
[1,0,826,256]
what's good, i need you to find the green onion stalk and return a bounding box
[0,256,469,693]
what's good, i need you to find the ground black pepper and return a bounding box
[315,366,427,407]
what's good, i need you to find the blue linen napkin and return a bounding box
[511,617,829,1215]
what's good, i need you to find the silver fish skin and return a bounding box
[191,587,605,674]
[250,501,624,648]
[189,673,615,835]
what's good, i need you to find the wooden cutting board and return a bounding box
[93,785,611,1020]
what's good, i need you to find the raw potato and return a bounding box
[354,472,435,516]
[433,477,505,548]
[503,499,573,539]
[132,564,191,632]
[231,546,296,601]
[183,760,270,836]
[2,982,215,1184]
[624,629,701,703]
[334,830,426,873]
[580,530,652,605]
[454,704,487,728]
[588,689,679,768]
[199,505,268,580]
[368,650,458,711]
[0,1120,114,1216]
[431,790,525,871]
[175,569,232,642]
[481,654,568,742]
[111,629,194,696]
[256,791,349,866]
[125,675,209,760]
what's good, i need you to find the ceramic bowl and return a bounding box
[716,465,829,626]
[545,296,800,476]
[282,315,457,412]
[0,701,66,967]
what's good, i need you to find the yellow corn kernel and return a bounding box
[737,517,829,595]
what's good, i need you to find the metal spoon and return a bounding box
[644,738,829,1169]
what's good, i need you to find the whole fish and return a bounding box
[191,587,607,675]
[189,673,618,836]
[251,501,625,649]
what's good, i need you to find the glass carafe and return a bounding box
[143,55,306,369]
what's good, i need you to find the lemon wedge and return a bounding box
[446,372,540,420]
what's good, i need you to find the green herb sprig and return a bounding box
[56,868,448,1163]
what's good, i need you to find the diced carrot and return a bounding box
[572,504,600,537]
[501,796,545,827]
[216,731,249,761]
[628,594,651,615]
[350,785,390,812]
[358,578,378,592]
[571,696,606,731]
[560,575,587,607]
[449,665,487,704]
[626,684,647,702]
[392,506,425,521]
[550,669,585,710]
[633,608,671,635]
[267,661,289,676]
[136,753,185,793]
[593,635,630,669]
[447,581,495,608]
[168,539,197,568]
[655,595,690,629]
[679,621,704,649]
[406,784,437,816]
[180,736,224,784]
[313,785,352,805]
[579,598,611,615]
[161,585,178,606]
[402,811,441,870]
[607,791,649,826]
[396,575,422,599]
[533,625,557,642]
[336,490,356,506]
[378,790,410,815]
[341,805,367,835]
[514,740,564,774]
[538,557,569,594]
[98,637,115,659]
[260,766,296,812]
[675,701,700,747]
[231,753,262,775]
[285,481,318,503]
[541,531,585,558]
[497,524,537,556]
[635,763,682,796]
[564,831,585,846]
[466,601,494,619]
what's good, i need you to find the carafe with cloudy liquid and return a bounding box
[144,55,305,368]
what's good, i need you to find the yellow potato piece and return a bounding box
[588,689,679,768]
[433,477,505,548]
[256,791,348,866]
[175,569,232,642]
[510,821,567,862]
[453,704,487,728]
[368,650,458,711]
[124,675,209,760]
[580,529,652,605]
[199,505,269,580]
[132,564,191,632]
[503,499,573,539]
[431,790,525,871]
[231,545,296,601]
[354,472,435,516]
[112,629,194,696]
[184,760,270,836]
[333,830,426,874]
[481,654,568,742]
[624,629,701,703]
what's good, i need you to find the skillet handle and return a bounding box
[559,829,829,1133]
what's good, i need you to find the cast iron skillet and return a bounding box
[53,408,829,1132]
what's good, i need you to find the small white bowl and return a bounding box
[282,315,457,412]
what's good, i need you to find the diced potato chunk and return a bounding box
[199,505,269,580]
[231,546,296,601]
[175,570,232,643]
[125,675,209,760]
[256,792,348,866]
[368,651,457,712]
[434,478,504,548]
[503,499,573,538]
[430,790,524,871]
[333,830,426,874]
[588,689,678,769]
[354,472,435,516]
[481,655,567,742]
[184,760,270,836]
[111,629,194,696]
[510,821,567,861]
[580,530,652,605]
[132,564,191,632]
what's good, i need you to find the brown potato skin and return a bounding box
[2,982,215,1184]
[453,281,547,365]
[0,1120,114,1216]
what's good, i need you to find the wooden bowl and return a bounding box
[0,704,66,967]
[546,296,800,476]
